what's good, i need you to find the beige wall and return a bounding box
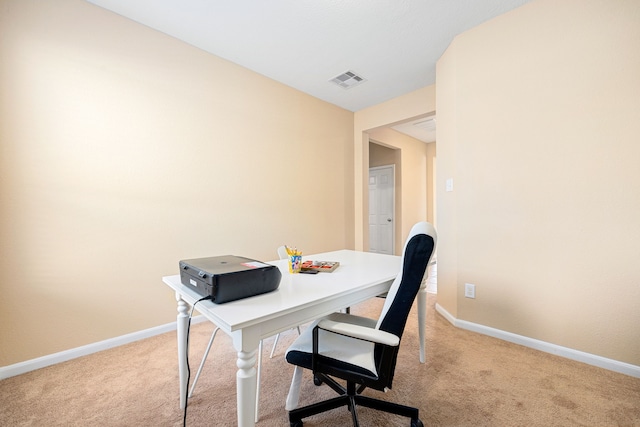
[369,142,398,169]
[436,0,640,365]
[354,85,436,250]
[0,0,354,366]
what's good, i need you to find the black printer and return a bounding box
[179,255,281,304]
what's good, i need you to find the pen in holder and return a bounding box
[285,245,302,273]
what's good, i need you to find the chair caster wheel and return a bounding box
[313,376,323,386]
[411,419,424,427]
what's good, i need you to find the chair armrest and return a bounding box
[317,318,399,347]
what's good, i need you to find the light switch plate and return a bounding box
[446,178,454,192]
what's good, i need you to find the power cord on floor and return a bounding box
[183,295,212,427]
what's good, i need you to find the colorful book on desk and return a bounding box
[301,261,340,273]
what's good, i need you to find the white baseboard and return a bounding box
[434,303,640,379]
[0,315,207,380]
[5,307,638,381]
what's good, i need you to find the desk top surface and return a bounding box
[163,249,401,331]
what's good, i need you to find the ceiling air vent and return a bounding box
[329,71,366,89]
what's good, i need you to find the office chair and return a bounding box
[377,252,436,364]
[284,221,436,427]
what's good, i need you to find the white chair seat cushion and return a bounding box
[286,312,383,376]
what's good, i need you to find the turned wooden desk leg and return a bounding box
[176,294,190,409]
[236,348,258,427]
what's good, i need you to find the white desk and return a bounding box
[163,249,412,427]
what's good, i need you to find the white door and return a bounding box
[369,165,395,254]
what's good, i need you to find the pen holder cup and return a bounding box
[288,255,302,274]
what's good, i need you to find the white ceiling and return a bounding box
[85,0,532,141]
[392,115,437,143]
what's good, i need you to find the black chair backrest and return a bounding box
[378,232,435,338]
[372,222,436,386]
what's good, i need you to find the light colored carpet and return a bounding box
[1,293,639,426]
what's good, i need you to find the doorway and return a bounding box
[368,165,395,255]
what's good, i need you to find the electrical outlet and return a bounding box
[464,283,476,299]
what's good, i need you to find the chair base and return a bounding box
[288,378,423,427]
